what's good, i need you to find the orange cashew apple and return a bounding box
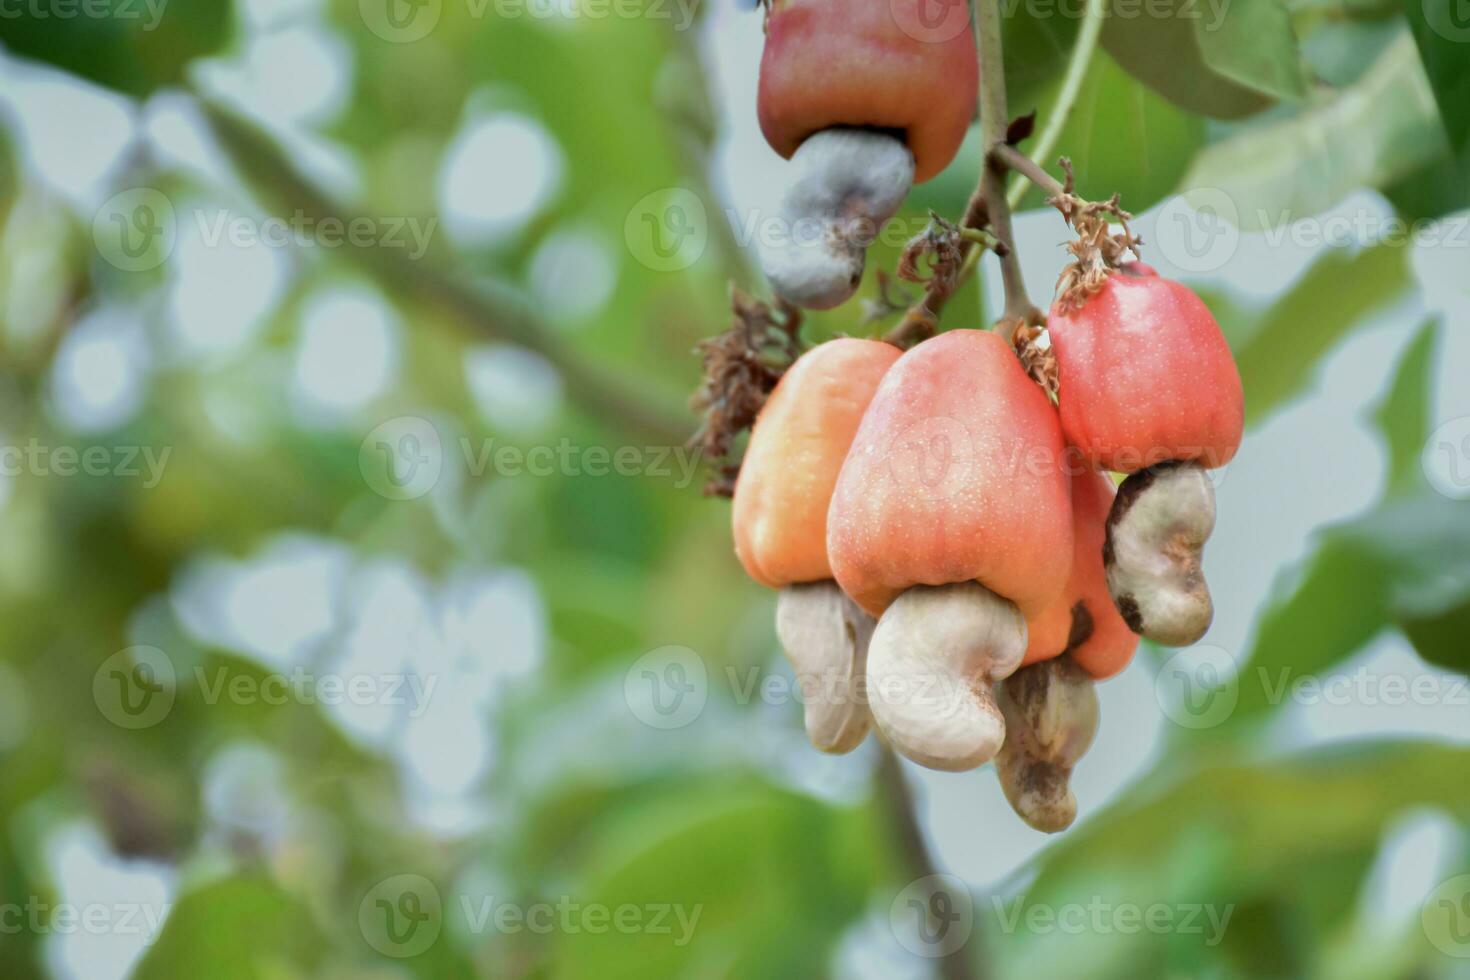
[1049,262,1242,647]
[827,330,1072,771]
[732,337,901,753]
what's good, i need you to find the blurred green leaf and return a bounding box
[1406,0,1470,162]
[1371,319,1438,498]
[1100,0,1300,118]
[554,779,872,980]
[1383,147,1470,220]
[0,0,232,96]
[1002,1,1081,115]
[1196,0,1307,101]
[134,876,322,980]
[1226,245,1409,427]
[1017,49,1206,213]
[1181,33,1447,230]
[1231,493,1470,720]
[998,742,1470,977]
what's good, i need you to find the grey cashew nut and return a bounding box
[775,581,875,754]
[1104,460,1216,648]
[994,655,1099,833]
[760,128,915,310]
[865,581,1027,772]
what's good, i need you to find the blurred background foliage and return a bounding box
[0,0,1467,978]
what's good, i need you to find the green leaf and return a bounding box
[0,0,233,97]
[1227,245,1410,428]
[1100,0,1301,118]
[998,742,1470,973]
[1406,0,1470,162]
[1180,33,1447,230]
[133,876,322,980]
[1018,49,1206,213]
[1371,319,1439,498]
[1383,147,1470,220]
[1002,1,1082,116]
[553,779,872,980]
[1229,493,1470,721]
[1196,0,1308,101]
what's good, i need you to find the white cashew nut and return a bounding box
[994,655,1099,833]
[775,581,875,754]
[760,128,915,310]
[865,581,1027,772]
[1104,460,1216,647]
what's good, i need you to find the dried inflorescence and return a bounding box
[690,288,803,497]
[1009,318,1058,399]
[1049,159,1143,312]
[896,212,966,291]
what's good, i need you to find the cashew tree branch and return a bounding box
[975,0,1039,328]
[876,747,986,980]
[195,97,691,446]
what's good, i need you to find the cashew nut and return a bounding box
[760,128,915,310]
[775,581,875,754]
[865,581,1027,772]
[1104,460,1216,647]
[994,654,1099,833]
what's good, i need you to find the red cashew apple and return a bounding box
[754,0,978,308]
[732,337,901,753]
[1048,262,1242,647]
[827,330,1072,771]
[1022,467,1140,679]
[758,0,979,184]
[1047,262,1243,474]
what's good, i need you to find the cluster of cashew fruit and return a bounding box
[755,0,977,309]
[729,0,1243,833]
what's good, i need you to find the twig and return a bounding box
[993,144,1066,200]
[975,0,1039,328]
[195,97,690,446]
[875,748,984,980]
